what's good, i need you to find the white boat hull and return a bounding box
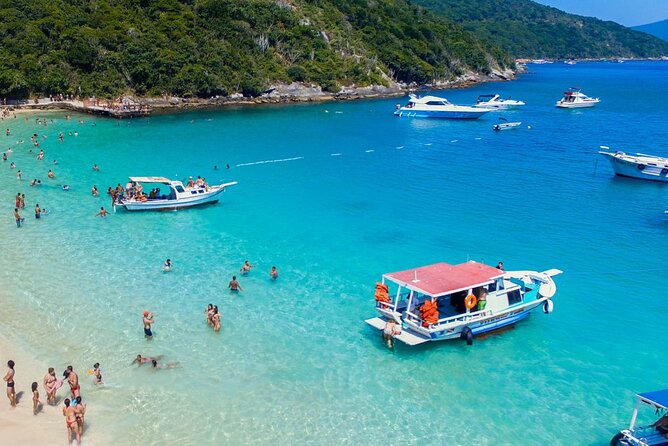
[600,152,668,183]
[556,101,598,108]
[394,108,488,119]
[119,186,228,211]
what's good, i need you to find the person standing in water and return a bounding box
[163,259,172,271]
[64,366,79,399]
[3,360,16,407]
[96,207,108,217]
[240,260,253,274]
[63,398,79,445]
[92,363,103,385]
[270,266,278,280]
[35,203,41,219]
[228,276,243,292]
[14,208,23,227]
[212,306,221,332]
[143,311,154,338]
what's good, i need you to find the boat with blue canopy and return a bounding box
[611,389,668,445]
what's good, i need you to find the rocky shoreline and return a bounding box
[5,69,515,117]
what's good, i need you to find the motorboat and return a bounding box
[564,60,577,65]
[598,151,668,183]
[115,176,237,211]
[365,260,562,346]
[475,94,526,109]
[394,94,490,119]
[493,117,522,131]
[610,388,668,445]
[556,87,600,108]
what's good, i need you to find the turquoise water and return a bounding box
[0,61,667,445]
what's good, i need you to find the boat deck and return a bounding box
[365,317,430,346]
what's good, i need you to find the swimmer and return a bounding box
[91,363,103,385]
[9,161,15,169]
[151,360,181,369]
[143,311,154,338]
[91,185,99,196]
[74,131,78,137]
[95,206,108,217]
[92,164,99,171]
[212,306,221,332]
[47,169,55,178]
[228,275,243,292]
[62,185,69,191]
[206,304,214,326]
[2,152,6,161]
[214,165,218,170]
[20,193,25,208]
[163,259,172,271]
[16,169,21,180]
[240,260,253,274]
[52,159,57,165]
[131,354,163,366]
[35,203,41,219]
[270,266,278,280]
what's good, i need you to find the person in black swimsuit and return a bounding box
[3,360,16,407]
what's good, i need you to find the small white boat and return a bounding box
[394,94,490,119]
[116,176,237,211]
[599,151,668,183]
[365,261,562,346]
[564,60,577,65]
[493,118,522,131]
[610,388,668,446]
[556,87,600,108]
[474,94,526,109]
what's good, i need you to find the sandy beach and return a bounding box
[0,334,67,444]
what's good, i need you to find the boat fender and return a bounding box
[661,168,668,176]
[543,300,554,314]
[464,294,477,310]
[609,432,624,446]
[637,164,646,171]
[460,326,473,346]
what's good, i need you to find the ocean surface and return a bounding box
[0,61,667,445]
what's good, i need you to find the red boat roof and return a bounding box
[384,262,503,296]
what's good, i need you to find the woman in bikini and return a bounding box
[63,399,80,445]
[206,304,214,326]
[3,360,16,407]
[212,306,221,332]
[74,396,86,437]
[32,382,40,415]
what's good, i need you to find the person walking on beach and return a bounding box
[64,366,80,399]
[228,275,243,292]
[63,398,80,445]
[3,360,16,407]
[143,311,154,338]
[32,381,40,415]
[14,208,24,227]
[44,367,57,405]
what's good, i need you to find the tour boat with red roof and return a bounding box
[365,260,562,346]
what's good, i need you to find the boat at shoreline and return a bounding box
[556,87,600,108]
[365,261,562,346]
[475,94,526,109]
[116,176,237,211]
[610,388,668,446]
[599,151,668,182]
[394,94,490,119]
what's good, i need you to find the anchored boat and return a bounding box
[394,94,490,119]
[493,117,522,131]
[365,261,562,346]
[599,151,668,183]
[556,87,600,108]
[610,388,668,446]
[116,176,237,211]
[475,94,526,109]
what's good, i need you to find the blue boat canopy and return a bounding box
[637,389,668,410]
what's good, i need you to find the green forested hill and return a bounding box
[412,0,668,59]
[0,0,512,99]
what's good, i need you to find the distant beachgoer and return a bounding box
[270,266,278,280]
[19,193,25,209]
[9,161,15,169]
[48,170,55,178]
[30,179,36,186]
[228,275,243,292]
[5,128,9,136]
[226,164,230,169]
[44,367,57,405]
[14,208,23,227]
[2,152,6,161]
[206,304,214,326]
[32,382,40,415]
[163,259,172,271]
[92,363,103,385]
[63,398,79,445]
[93,164,99,171]
[16,169,21,180]
[74,396,86,436]
[3,360,16,407]
[496,261,504,271]
[131,354,162,366]
[240,260,253,274]
[59,132,63,141]
[35,203,41,219]
[96,207,108,217]
[151,360,180,369]
[91,185,99,197]
[382,319,401,349]
[214,165,218,170]
[15,192,20,208]
[64,366,80,399]
[212,306,221,332]
[143,311,154,337]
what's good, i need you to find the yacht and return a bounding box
[394,94,490,119]
[475,94,526,109]
[556,87,600,108]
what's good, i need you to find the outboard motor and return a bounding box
[460,326,473,346]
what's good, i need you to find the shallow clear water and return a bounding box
[0,61,667,445]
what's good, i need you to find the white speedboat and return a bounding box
[610,388,668,446]
[116,176,237,211]
[394,94,490,119]
[365,260,561,346]
[599,151,668,183]
[475,94,526,109]
[493,118,522,131]
[556,87,600,108]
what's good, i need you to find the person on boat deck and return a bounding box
[196,176,204,187]
[477,289,487,311]
[653,414,668,437]
[496,261,504,271]
[149,189,156,199]
[382,319,401,349]
[186,176,195,188]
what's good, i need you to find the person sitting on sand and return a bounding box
[228,275,243,292]
[151,359,181,369]
[240,260,252,274]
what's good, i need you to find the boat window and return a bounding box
[191,190,198,194]
[426,101,445,106]
[507,289,522,305]
[175,185,185,193]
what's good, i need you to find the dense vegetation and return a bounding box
[0,0,512,99]
[413,0,668,59]
[634,19,668,43]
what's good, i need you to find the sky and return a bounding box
[535,0,668,27]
